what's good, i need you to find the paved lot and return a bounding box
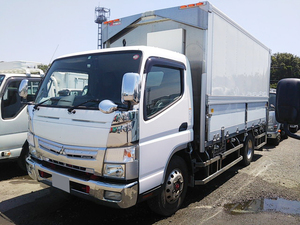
[0,133,299,225]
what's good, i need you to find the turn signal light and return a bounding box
[3,151,11,157]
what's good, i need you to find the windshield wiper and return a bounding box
[67,99,100,113]
[34,98,71,110]
[33,98,52,109]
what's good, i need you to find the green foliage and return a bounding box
[270,83,277,89]
[271,53,300,86]
[38,64,50,73]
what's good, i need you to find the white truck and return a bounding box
[22,2,270,215]
[0,61,42,169]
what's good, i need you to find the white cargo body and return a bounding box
[102,1,270,152]
[25,1,271,216]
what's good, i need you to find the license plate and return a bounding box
[52,173,70,193]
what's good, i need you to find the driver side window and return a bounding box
[1,80,22,119]
[144,65,182,119]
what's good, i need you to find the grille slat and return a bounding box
[36,137,105,175]
[38,138,99,159]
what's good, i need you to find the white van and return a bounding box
[0,61,42,169]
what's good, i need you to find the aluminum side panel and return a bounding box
[208,103,245,140]
[247,102,267,126]
[206,8,271,98]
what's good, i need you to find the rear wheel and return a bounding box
[147,156,188,216]
[241,133,254,166]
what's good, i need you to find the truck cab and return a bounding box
[0,62,42,169]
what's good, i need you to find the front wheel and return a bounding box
[17,141,29,171]
[147,156,188,216]
[241,133,254,166]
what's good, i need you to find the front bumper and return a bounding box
[267,131,279,139]
[26,156,138,209]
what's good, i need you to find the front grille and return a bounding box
[38,137,99,159]
[48,158,87,172]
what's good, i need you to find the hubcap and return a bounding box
[165,169,184,203]
[247,139,253,160]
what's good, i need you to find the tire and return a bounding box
[289,125,298,133]
[17,141,29,171]
[268,134,281,146]
[241,133,254,166]
[273,134,281,146]
[147,156,188,216]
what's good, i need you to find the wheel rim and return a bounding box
[246,139,253,160]
[165,168,184,204]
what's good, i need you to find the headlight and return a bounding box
[103,145,138,179]
[104,164,125,178]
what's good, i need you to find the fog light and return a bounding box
[104,191,122,201]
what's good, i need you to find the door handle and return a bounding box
[179,122,188,132]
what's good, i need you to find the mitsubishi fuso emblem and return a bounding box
[59,146,66,155]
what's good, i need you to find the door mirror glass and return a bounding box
[121,73,140,106]
[18,79,28,99]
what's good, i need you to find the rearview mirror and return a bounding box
[121,73,140,106]
[99,100,118,114]
[276,78,300,140]
[18,79,28,99]
[276,78,300,124]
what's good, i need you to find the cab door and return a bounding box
[0,77,40,154]
[138,57,193,194]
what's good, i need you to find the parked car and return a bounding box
[267,89,281,145]
[0,61,42,169]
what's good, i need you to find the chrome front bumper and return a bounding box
[26,156,138,209]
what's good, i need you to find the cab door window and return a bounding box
[144,63,183,119]
[1,80,22,119]
[1,79,40,119]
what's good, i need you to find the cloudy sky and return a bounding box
[1,0,299,64]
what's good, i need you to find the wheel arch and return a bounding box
[161,142,193,185]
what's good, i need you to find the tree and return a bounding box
[271,53,300,88]
[38,64,50,73]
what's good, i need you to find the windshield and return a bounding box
[0,75,4,87]
[35,51,142,109]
